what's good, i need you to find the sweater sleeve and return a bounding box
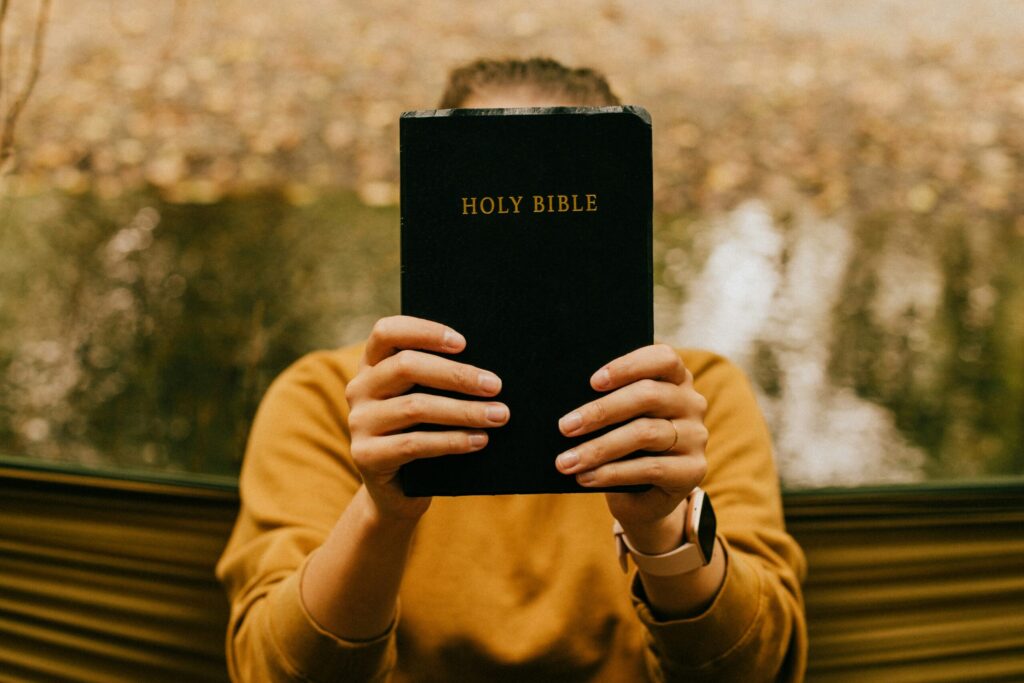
[215,348,398,683]
[630,351,808,682]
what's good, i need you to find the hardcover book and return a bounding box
[399,106,653,496]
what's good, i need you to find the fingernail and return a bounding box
[478,372,500,393]
[559,411,582,434]
[592,368,610,389]
[556,449,579,471]
[485,404,508,423]
[444,328,466,350]
[577,471,596,485]
[469,433,487,448]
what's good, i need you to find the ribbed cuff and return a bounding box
[630,536,765,669]
[266,555,399,683]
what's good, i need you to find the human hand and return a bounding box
[345,315,508,521]
[555,344,709,553]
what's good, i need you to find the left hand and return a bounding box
[555,344,709,547]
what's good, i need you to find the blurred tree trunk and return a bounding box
[0,0,52,177]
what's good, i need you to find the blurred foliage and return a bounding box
[0,191,398,474]
[0,1,1021,482]
[827,211,1024,480]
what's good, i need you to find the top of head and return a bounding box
[439,57,620,109]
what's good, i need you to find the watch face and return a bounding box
[696,493,717,564]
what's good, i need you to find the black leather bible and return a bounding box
[398,106,653,496]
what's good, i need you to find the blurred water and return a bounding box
[674,202,925,486]
[1,187,1021,485]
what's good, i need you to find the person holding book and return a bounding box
[216,58,808,682]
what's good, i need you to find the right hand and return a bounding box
[345,315,508,521]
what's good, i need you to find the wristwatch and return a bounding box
[612,487,717,576]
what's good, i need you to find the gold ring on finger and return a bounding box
[657,418,680,453]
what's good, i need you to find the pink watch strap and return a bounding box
[612,520,704,576]
[611,488,705,577]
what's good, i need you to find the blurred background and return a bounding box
[1,0,1022,488]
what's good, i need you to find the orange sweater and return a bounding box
[216,344,807,682]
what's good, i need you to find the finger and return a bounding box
[366,393,509,433]
[558,379,687,437]
[364,315,466,367]
[355,429,488,472]
[591,344,688,392]
[555,417,707,474]
[574,453,707,492]
[362,349,502,399]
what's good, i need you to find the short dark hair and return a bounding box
[438,57,620,109]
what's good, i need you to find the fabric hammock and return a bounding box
[1,458,1022,682]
